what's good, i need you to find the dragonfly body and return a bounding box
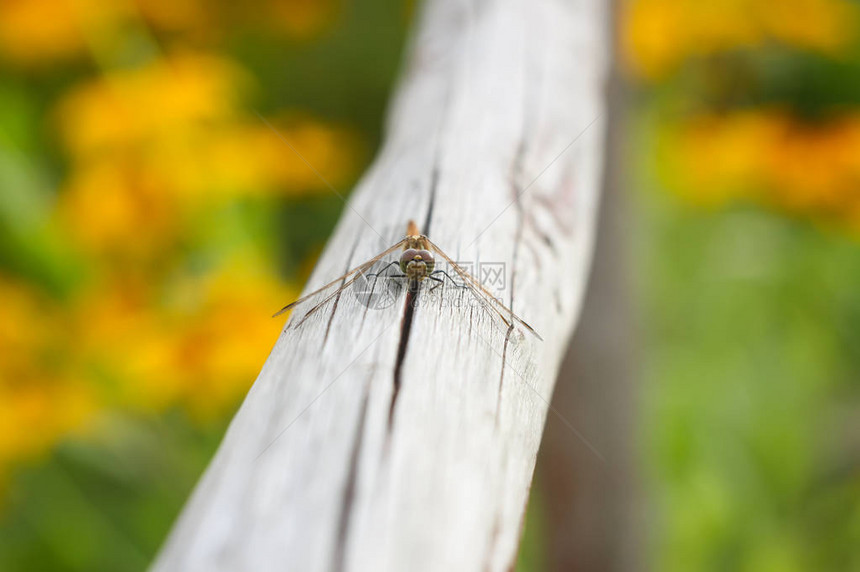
[274,220,542,340]
[399,221,436,290]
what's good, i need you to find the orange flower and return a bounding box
[58,157,181,257]
[0,0,88,64]
[661,110,860,228]
[762,116,860,223]
[134,0,210,33]
[0,377,98,463]
[67,256,297,421]
[659,111,782,206]
[0,0,141,66]
[623,0,858,79]
[54,54,361,259]
[0,278,100,479]
[163,257,297,420]
[247,116,362,193]
[265,0,340,40]
[55,53,247,159]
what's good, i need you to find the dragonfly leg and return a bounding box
[364,260,400,280]
[428,275,444,292]
[429,269,468,288]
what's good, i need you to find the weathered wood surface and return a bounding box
[152,0,609,570]
[537,73,640,570]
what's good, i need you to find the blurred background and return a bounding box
[0,0,858,570]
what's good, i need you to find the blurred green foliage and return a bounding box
[624,0,860,569]
[638,165,860,572]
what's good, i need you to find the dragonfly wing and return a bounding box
[425,238,543,340]
[273,238,407,318]
[292,267,373,327]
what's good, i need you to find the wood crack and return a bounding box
[389,167,437,432]
[497,52,532,424]
[324,240,361,347]
[483,514,502,572]
[422,167,438,235]
[390,286,418,429]
[330,384,370,572]
[495,325,514,427]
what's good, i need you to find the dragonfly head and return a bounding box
[400,248,435,280]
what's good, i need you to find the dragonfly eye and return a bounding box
[417,250,435,274]
[401,249,419,263]
[416,250,434,263]
[400,249,418,273]
[400,248,435,275]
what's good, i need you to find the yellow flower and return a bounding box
[53,53,244,256]
[68,257,297,421]
[0,0,86,64]
[134,0,209,33]
[164,258,297,421]
[248,116,362,193]
[0,255,295,485]
[0,378,98,464]
[58,157,181,257]
[54,54,361,258]
[70,280,179,411]
[762,116,860,222]
[0,279,54,380]
[265,0,340,41]
[161,118,361,199]
[661,110,860,228]
[0,278,100,481]
[659,111,782,206]
[623,0,858,79]
[755,0,859,53]
[55,53,247,159]
[0,0,138,66]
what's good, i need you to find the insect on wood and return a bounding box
[274,220,543,340]
[152,0,608,568]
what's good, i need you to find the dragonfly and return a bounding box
[274,221,542,340]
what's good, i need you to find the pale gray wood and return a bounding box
[151,0,609,570]
[537,8,641,569]
[537,65,640,571]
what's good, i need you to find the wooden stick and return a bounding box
[152,0,609,570]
